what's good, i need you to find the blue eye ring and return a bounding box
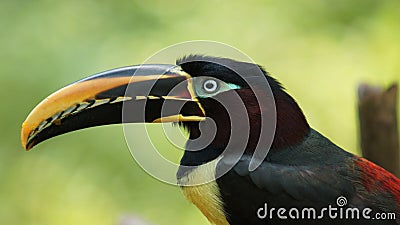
[203,79,218,93]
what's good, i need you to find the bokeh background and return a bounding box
[1,0,399,225]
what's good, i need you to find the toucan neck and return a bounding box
[271,90,310,149]
[180,88,310,157]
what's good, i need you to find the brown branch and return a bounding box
[358,83,399,177]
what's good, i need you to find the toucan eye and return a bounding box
[203,79,218,93]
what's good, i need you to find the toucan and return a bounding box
[21,55,400,225]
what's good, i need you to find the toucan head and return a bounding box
[21,55,309,152]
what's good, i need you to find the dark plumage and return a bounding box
[177,55,400,225]
[22,55,400,225]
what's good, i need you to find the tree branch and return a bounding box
[358,83,399,177]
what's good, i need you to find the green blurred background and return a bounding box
[1,0,399,225]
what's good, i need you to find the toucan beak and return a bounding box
[21,64,205,150]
